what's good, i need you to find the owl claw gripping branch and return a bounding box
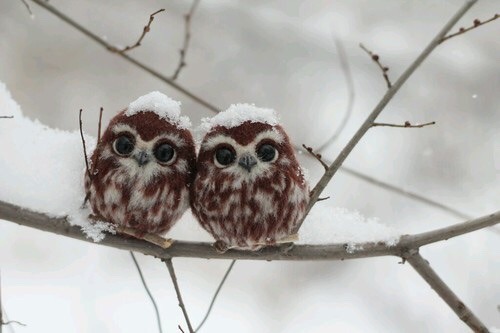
[83,92,196,246]
[191,104,310,251]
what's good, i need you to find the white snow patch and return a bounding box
[200,103,279,133]
[299,205,401,250]
[0,82,111,241]
[126,91,191,129]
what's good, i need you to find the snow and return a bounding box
[0,81,401,245]
[200,103,279,133]
[299,205,400,251]
[126,91,191,129]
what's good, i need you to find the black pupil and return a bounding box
[258,144,276,162]
[215,148,235,166]
[114,136,134,155]
[155,143,174,163]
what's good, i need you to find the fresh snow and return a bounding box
[200,103,279,133]
[0,82,401,245]
[126,91,191,129]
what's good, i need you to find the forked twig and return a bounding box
[195,260,236,332]
[109,9,165,53]
[130,252,163,333]
[372,121,436,128]
[172,0,201,80]
[405,250,488,332]
[164,259,194,333]
[78,109,92,180]
[440,14,499,43]
[359,43,392,88]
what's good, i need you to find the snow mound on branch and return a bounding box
[0,82,108,241]
[126,91,191,129]
[299,205,400,251]
[200,103,279,132]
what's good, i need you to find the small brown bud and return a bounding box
[372,54,379,61]
[404,121,411,127]
[473,19,481,26]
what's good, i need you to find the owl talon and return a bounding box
[213,240,229,254]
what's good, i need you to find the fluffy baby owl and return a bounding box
[191,104,309,250]
[84,92,196,236]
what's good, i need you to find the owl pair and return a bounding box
[85,92,309,250]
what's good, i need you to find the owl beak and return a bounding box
[134,151,150,166]
[238,154,257,172]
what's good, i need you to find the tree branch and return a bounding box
[1,200,498,261]
[404,250,488,332]
[371,121,436,128]
[164,259,194,333]
[440,14,499,44]
[0,117,13,119]
[293,0,478,234]
[172,0,201,80]
[108,9,165,53]
[359,43,392,88]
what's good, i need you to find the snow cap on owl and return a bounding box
[126,91,191,129]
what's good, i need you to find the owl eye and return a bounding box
[257,144,277,162]
[113,136,135,156]
[214,147,236,167]
[154,143,175,164]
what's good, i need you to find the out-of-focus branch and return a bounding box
[371,121,436,128]
[108,9,165,53]
[405,250,488,332]
[164,259,194,333]
[293,0,478,234]
[1,200,498,261]
[172,0,201,80]
[0,117,13,119]
[18,0,33,17]
[195,260,236,332]
[317,38,356,152]
[440,14,499,43]
[359,43,392,88]
[29,0,219,113]
[130,252,163,333]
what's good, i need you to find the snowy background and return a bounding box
[0,0,499,332]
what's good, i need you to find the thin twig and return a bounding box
[18,0,33,17]
[178,325,185,333]
[130,252,163,333]
[302,144,328,171]
[440,14,499,44]
[78,109,91,180]
[1,200,498,261]
[405,250,488,332]
[0,117,13,119]
[195,260,236,332]
[108,9,165,53]
[172,0,201,80]
[371,121,436,128]
[97,107,103,144]
[29,0,219,113]
[359,43,392,88]
[317,38,356,152]
[164,259,194,333]
[293,0,478,234]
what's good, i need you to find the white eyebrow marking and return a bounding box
[202,129,284,151]
[112,123,137,136]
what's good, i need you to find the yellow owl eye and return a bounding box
[113,136,135,156]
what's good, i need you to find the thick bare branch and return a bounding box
[293,0,478,234]
[172,0,201,80]
[108,9,165,53]
[29,0,219,113]
[1,200,498,261]
[195,260,236,332]
[130,252,163,333]
[165,259,194,333]
[440,14,499,44]
[371,121,436,128]
[359,43,392,88]
[405,250,488,332]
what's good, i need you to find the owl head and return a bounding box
[92,92,196,184]
[196,104,303,185]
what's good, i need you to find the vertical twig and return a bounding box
[195,260,236,332]
[97,107,103,144]
[78,109,91,180]
[130,252,163,333]
[164,259,194,333]
[172,0,201,80]
[405,251,488,332]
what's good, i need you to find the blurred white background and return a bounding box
[0,0,499,332]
